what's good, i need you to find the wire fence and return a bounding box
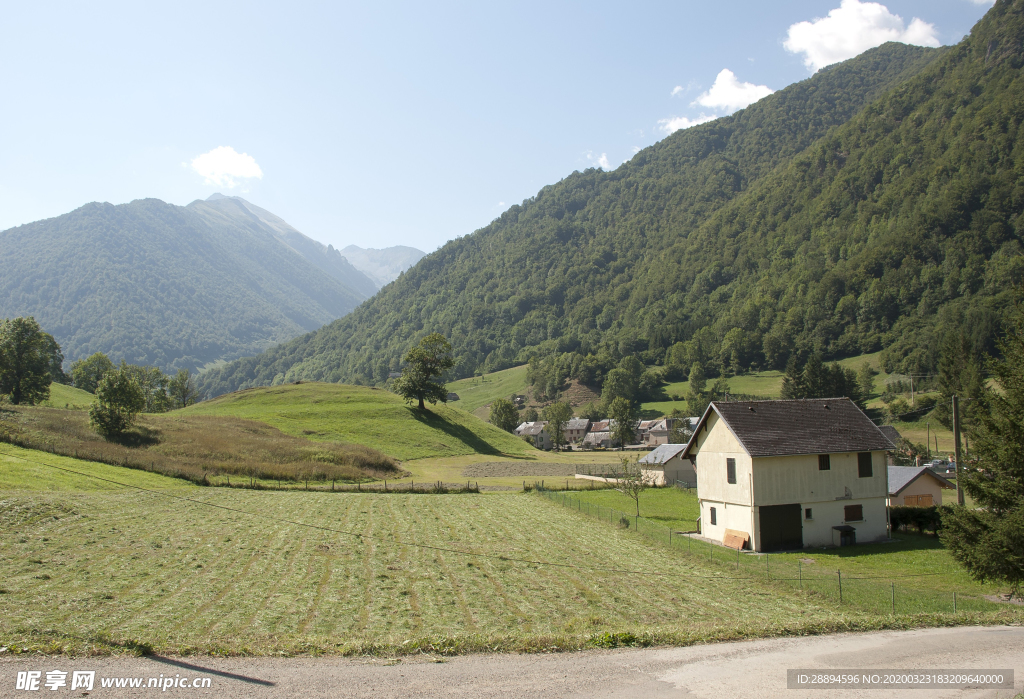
[533,485,997,616]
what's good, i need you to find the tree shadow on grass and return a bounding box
[104,425,161,448]
[407,407,505,456]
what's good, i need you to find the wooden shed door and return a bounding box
[759,504,803,552]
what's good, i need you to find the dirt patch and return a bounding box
[462,462,587,477]
[984,594,1024,605]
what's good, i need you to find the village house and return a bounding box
[582,419,619,449]
[638,443,697,486]
[643,417,695,446]
[564,417,590,445]
[887,465,953,507]
[514,421,552,450]
[682,398,894,552]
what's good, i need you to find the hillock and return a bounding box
[182,382,537,461]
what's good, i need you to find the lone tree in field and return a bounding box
[0,316,55,405]
[89,361,146,437]
[616,454,651,517]
[542,401,573,451]
[942,298,1024,598]
[489,397,520,433]
[395,333,455,410]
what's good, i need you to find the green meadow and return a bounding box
[183,382,535,461]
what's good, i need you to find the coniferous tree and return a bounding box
[780,355,805,399]
[933,332,986,432]
[942,299,1024,597]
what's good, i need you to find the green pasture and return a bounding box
[0,444,193,491]
[40,383,95,411]
[0,449,888,657]
[569,486,700,530]
[182,382,535,462]
[446,365,529,413]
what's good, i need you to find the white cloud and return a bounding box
[671,85,684,96]
[190,146,263,188]
[784,0,940,72]
[658,113,717,134]
[586,151,612,169]
[693,69,774,113]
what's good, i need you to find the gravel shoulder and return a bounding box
[3,626,1021,699]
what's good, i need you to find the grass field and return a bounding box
[3,447,1019,657]
[569,486,700,530]
[40,383,95,411]
[446,365,529,414]
[184,383,534,462]
[0,448,875,657]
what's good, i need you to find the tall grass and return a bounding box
[0,404,401,485]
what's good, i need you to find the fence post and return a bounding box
[766,554,769,580]
[799,560,802,590]
[838,570,843,603]
[954,591,957,614]
[891,582,895,615]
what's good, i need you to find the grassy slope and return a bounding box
[0,443,193,491]
[40,383,95,411]
[446,365,529,414]
[184,382,536,461]
[571,487,701,530]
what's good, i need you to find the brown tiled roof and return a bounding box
[684,398,894,458]
[878,425,902,446]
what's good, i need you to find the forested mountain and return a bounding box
[0,197,374,372]
[341,245,427,289]
[194,195,378,297]
[199,1,1024,398]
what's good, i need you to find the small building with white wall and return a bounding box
[682,398,895,552]
[638,443,696,486]
[887,465,953,507]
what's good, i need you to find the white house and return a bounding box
[514,421,552,450]
[887,465,953,507]
[682,398,895,552]
[638,443,696,486]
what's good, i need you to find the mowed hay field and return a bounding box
[184,383,534,462]
[0,446,924,658]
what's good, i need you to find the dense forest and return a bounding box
[199,1,1024,398]
[0,197,375,373]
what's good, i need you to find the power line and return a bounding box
[5,449,949,582]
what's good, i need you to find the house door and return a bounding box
[759,504,803,552]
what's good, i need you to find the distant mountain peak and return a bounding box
[206,193,229,201]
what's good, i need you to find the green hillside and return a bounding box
[0,196,374,373]
[183,382,536,461]
[198,41,944,397]
[446,365,529,413]
[40,382,94,411]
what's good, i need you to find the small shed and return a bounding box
[887,465,953,507]
[638,444,696,486]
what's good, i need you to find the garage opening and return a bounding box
[758,504,802,552]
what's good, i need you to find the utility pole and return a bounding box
[910,375,915,408]
[952,395,964,506]
[926,422,930,460]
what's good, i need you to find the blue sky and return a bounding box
[0,1,994,251]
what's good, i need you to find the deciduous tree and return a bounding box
[71,352,114,394]
[394,333,454,410]
[89,362,146,437]
[488,398,520,433]
[609,396,639,449]
[0,317,53,405]
[169,368,202,409]
[542,401,573,451]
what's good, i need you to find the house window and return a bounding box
[844,504,863,522]
[818,454,831,470]
[726,458,736,484]
[858,452,873,478]
[709,507,717,526]
[805,508,813,520]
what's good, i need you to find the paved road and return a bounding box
[2,626,1021,698]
